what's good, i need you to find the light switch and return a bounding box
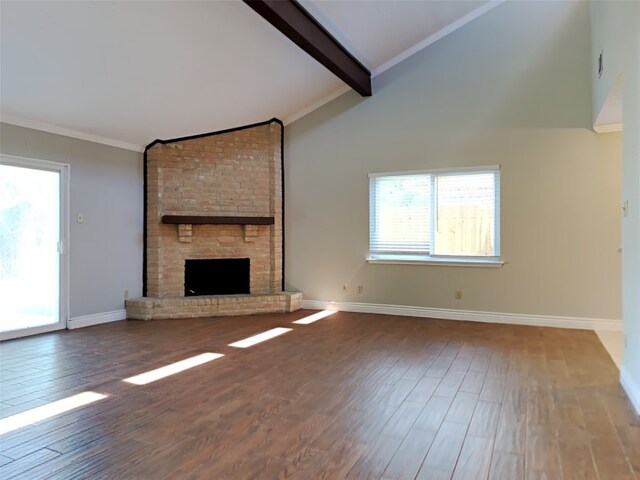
[77,213,85,223]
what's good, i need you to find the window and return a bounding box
[368,166,501,266]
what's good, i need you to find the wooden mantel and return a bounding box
[162,215,275,225]
[162,215,275,243]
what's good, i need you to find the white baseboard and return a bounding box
[620,367,640,415]
[301,300,622,331]
[68,309,127,329]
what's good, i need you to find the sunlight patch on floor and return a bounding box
[293,310,336,325]
[123,352,224,385]
[229,327,292,348]
[0,391,108,435]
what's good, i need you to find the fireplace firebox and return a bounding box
[184,258,250,296]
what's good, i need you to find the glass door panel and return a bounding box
[1,160,66,337]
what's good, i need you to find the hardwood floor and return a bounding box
[0,310,638,479]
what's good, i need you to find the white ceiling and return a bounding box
[0,0,495,151]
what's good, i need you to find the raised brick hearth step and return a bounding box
[126,292,303,320]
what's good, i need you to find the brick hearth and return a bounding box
[126,292,303,320]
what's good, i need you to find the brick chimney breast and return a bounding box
[128,120,301,320]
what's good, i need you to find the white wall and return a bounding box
[285,0,622,322]
[0,123,143,319]
[591,0,640,412]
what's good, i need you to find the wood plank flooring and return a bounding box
[0,310,638,479]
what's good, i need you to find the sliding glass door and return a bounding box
[0,155,69,340]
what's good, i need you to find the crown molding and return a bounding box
[283,84,352,125]
[593,122,623,134]
[0,114,145,152]
[371,0,506,77]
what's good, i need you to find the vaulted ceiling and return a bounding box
[0,0,496,151]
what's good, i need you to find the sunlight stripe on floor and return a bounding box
[123,352,224,385]
[293,310,337,325]
[0,392,108,435]
[228,327,292,348]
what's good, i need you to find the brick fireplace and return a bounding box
[126,119,302,320]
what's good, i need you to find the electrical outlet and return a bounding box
[357,285,364,294]
[455,290,462,300]
[124,289,129,299]
[342,284,348,292]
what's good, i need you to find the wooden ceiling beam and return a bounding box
[243,0,372,97]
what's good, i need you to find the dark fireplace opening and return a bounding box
[184,258,250,296]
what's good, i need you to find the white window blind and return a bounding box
[369,174,431,254]
[369,167,500,261]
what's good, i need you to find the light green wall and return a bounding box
[0,123,143,318]
[591,0,640,408]
[285,0,622,320]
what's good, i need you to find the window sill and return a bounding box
[367,255,504,268]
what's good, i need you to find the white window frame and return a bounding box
[0,154,70,340]
[368,165,503,267]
